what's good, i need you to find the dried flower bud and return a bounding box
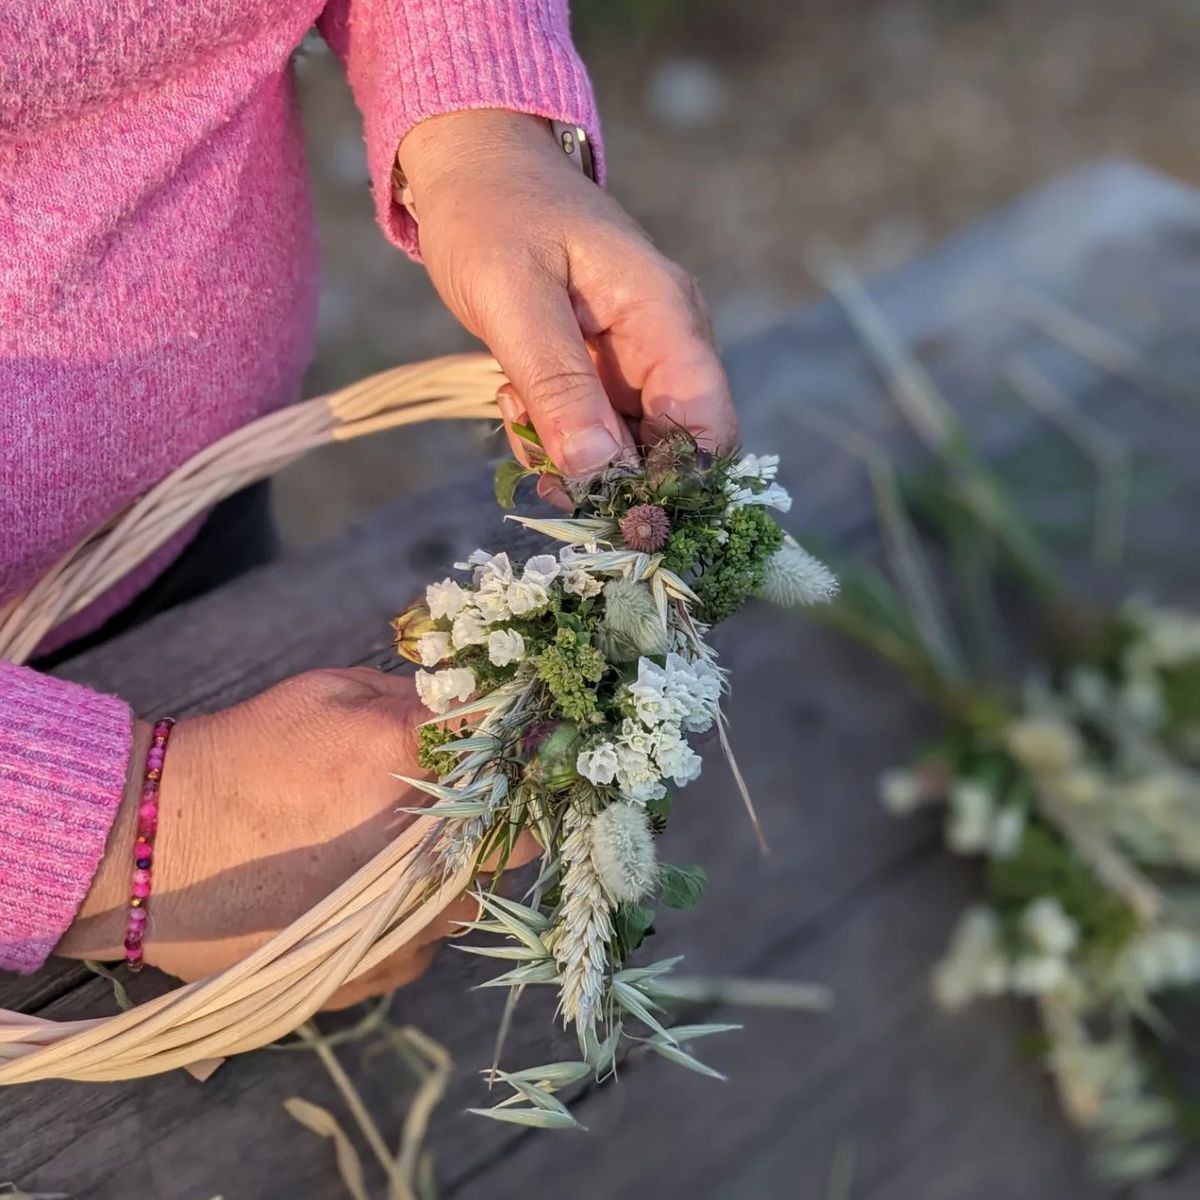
[392,602,438,664]
[759,540,838,607]
[590,802,657,903]
[599,578,667,662]
[619,504,671,553]
[526,722,583,792]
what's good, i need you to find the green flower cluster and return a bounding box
[690,505,785,624]
[417,724,459,776]
[535,626,607,721]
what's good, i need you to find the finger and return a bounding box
[496,383,536,468]
[536,474,573,512]
[604,272,738,453]
[479,267,636,478]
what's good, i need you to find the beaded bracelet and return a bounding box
[125,717,175,972]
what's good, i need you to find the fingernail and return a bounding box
[562,426,618,477]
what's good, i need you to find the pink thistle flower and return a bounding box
[620,504,671,552]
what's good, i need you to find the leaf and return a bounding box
[467,1106,580,1129]
[653,1023,741,1042]
[83,960,134,1011]
[644,1039,726,1081]
[657,864,709,910]
[614,956,684,987]
[494,459,530,508]
[487,1061,592,1089]
[451,943,548,962]
[612,979,673,1039]
[283,1098,369,1200]
[509,421,544,449]
[474,960,562,989]
[613,901,657,957]
[475,890,552,933]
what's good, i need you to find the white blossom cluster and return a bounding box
[414,546,606,714]
[577,652,721,803]
[933,897,1082,1011]
[726,452,792,514]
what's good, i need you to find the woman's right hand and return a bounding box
[57,667,509,1009]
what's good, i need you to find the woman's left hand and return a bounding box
[398,110,738,491]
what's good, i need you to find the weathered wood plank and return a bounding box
[2,161,1199,1199]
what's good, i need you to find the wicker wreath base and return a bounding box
[0,355,503,1082]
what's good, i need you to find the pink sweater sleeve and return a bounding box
[0,665,132,974]
[316,0,602,254]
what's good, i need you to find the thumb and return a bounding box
[479,267,635,478]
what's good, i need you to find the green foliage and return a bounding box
[657,863,708,910]
[691,506,785,624]
[417,724,458,776]
[613,902,656,960]
[494,459,531,509]
[535,627,607,721]
[987,823,1138,961]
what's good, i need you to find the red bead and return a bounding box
[124,934,143,951]
[125,947,144,966]
[131,881,150,899]
[132,869,151,887]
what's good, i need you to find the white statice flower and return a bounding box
[988,804,1026,859]
[627,663,672,727]
[522,554,561,588]
[618,718,656,758]
[1006,716,1082,776]
[614,741,667,804]
[562,567,603,598]
[416,630,452,668]
[577,741,620,787]
[589,802,658,902]
[1120,676,1166,730]
[426,577,469,620]
[879,768,924,815]
[506,577,549,616]
[475,551,515,589]
[932,906,1009,1011]
[486,628,525,667]
[760,540,838,607]
[472,581,511,624]
[559,541,600,565]
[451,607,489,649]
[1068,666,1109,714]
[1021,897,1079,957]
[654,724,703,787]
[1120,928,1200,993]
[414,666,476,715]
[662,652,721,733]
[946,780,994,854]
[726,453,792,512]
[1010,954,1070,996]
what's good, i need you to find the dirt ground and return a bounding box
[275,0,1200,546]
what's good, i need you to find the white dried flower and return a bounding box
[475,551,514,588]
[426,577,469,620]
[1006,716,1081,776]
[932,906,1009,1011]
[1010,954,1070,996]
[506,577,550,616]
[473,580,511,623]
[988,805,1026,859]
[553,809,613,1031]
[562,567,603,598]
[759,541,838,607]
[590,802,658,903]
[1068,667,1109,713]
[1056,769,1102,807]
[487,628,525,667]
[1120,677,1166,729]
[578,741,620,786]
[946,780,994,854]
[522,554,561,588]
[414,666,476,715]
[451,607,489,649]
[653,724,702,786]
[879,768,923,815]
[1121,928,1200,992]
[614,741,667,804]
[1022,897,1079,956]
[416,630,452,667]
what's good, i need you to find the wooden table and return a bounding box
[3,161,1199,1200]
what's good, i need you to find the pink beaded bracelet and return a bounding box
[124,717,174,972]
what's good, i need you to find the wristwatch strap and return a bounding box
[391,120,596,225]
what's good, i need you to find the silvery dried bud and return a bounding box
[601,578,667,659]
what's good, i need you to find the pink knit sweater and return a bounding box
[0,0,598,973]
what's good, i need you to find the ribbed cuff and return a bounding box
[0,665,132,973]
[327,0,603,256]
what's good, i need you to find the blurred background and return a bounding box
[278,0,1200,546]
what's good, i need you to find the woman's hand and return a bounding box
[58,669,510,1009]
[399,110,738,492]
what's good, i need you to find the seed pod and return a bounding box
[526,722,583,793]
[391,602,438,664]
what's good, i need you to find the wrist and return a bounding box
[398,109,570,208]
